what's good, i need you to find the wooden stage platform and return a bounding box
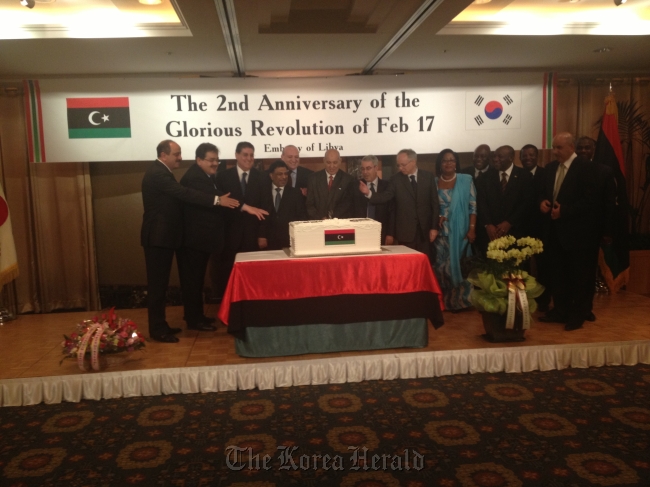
[1,291,649,406]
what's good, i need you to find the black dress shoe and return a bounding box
[585,312,596,322]
[151,333,180,343]
[565,322,584,331]
[187,322,217,331]
[168,327,182,334]
[200,316,216,324]
[539,312,567,324]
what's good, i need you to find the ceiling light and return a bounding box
[614,0,626,5]
[473,0,491,4]
[139,0,163,4]
[20,0,35,8]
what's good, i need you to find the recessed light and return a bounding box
[139,0,163,5]
[593,47,611,53]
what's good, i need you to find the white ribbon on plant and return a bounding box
[76,322,99,371]
[76,321,116,371]
[505,275,531,330]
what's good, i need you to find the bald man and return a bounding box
[538,132,599,331]
[306,149,355,220]
[477,145,534,247]
[281,145,312,196]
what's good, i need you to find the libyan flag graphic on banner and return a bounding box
[66,97,131,139]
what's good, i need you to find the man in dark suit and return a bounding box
[477,145,534,248]
[178,143,239,332]
[281,145,312,197]
[306,149,355,220]
[359,149,439,259]
[539,132,599,331]
[354,155,394,245]
[460,144,494,182]
[520,143,550,310]
[258,160,308,250]
[215,142,268,295]
[461,144,495,253]
[576,136,617,322]
[141,139,230,343]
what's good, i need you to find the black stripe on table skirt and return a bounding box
[225,291,444,336]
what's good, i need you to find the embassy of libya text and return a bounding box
[165,93,434,138]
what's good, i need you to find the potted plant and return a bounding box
[61,308,146,371]
[468,236,545,343]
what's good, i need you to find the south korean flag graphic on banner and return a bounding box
[465,91,521,130]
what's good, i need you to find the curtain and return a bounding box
[0,83,99,313]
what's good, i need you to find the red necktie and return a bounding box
[328,175,334,191]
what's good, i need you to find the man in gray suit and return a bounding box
[306,149,355,220]
[359,149,439,259]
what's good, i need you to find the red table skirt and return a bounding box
[218,248,445,333]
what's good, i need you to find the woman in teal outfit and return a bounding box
[433,149,477,311]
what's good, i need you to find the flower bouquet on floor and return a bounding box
[468,236,545,342]
[61,308,146,371]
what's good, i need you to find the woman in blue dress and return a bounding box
[433,149,477,311]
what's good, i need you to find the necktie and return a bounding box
[291,171,296,188]
[553,163,566,203]
[410,175,417,194]
[500,172,508,193]
[241,172,248,195]
[367,182,376,219]
[328,174,334,191]
[274,187,282,212]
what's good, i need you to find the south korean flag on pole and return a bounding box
[465,91,521,130]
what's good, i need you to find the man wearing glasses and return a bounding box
[178,143,239,332]
[359,149,439,260]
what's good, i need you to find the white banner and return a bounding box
[37,73,544,162]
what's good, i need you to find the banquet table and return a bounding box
[217,245,444,357]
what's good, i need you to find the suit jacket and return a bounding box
[591,162,617,239]
[477,165,534,239]
[355,178,394,243]
[216,166,265,252]
[368,169,439,243]
[140,160,214,249]
[540,157,598,250]
[460,165,496,183]
[179,163,226,254]
[527,165,546,239]
[306,169,355,220]
[287,166,313,191]
[259,184,308,249]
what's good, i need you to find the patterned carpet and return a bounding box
[1,364,650,487]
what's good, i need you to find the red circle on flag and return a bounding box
[0,196,9,226]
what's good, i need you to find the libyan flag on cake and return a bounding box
[324,229,355,245]
[0,183,18,288]
[66,97,131,139]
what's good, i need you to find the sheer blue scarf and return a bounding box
[446,173,472,286]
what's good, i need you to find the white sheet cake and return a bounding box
[290,218,382,257]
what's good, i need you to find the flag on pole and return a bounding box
[595,93,626,177]
[0,183,18,288]
[594,92,629,293]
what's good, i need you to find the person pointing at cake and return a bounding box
[359,149,439,262]
[306,149,356,220]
